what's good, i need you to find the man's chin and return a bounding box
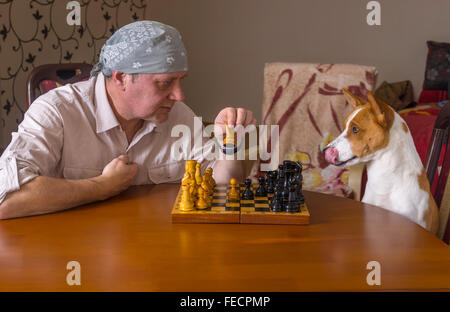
[144,113,169,124]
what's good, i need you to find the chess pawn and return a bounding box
[196,186,209,210]
[242,178,254,200]
[228,178,240,202]
[270,183,283,212]
[255,176,267,197]
[179,185,194,211]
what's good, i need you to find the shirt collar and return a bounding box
[95,73,120,133]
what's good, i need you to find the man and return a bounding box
[0,21,256,219]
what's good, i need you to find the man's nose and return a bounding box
[168,80,185,102]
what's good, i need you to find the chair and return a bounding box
[26,63,93,107]
[424,101,450,243]
[249,63,378,200]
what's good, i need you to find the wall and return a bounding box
[148,0,450,122]
[0,0,149,151]
[2,0,450,149]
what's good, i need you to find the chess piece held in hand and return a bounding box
[222,122,238,155]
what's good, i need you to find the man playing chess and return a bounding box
[0,21,256,219]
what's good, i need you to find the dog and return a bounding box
[323,89,439,234]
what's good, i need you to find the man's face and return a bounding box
[122,71,187,123]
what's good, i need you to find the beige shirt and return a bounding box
[0,73,215,204]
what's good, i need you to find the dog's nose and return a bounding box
[324,147,339,164]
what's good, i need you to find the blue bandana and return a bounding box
[91,21,188,77]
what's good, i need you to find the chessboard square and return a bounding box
[254,203,269,208]
[226,202,240,208]
[241,200,254,204]
[212,198,226,203]
[241,207,255,213]
[255,207,269,212]
[241,203,254,207]
[211,206,226,212]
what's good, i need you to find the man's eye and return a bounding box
[158,80,173,87]
[351,126,359,134]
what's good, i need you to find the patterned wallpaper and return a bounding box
[0,0,149,152]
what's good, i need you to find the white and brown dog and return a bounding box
[323,89,439,234]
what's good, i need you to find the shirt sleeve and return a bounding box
[0,99,63,204]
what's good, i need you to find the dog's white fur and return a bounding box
[326,93,440,234]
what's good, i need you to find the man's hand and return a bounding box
[211,108,257,183]
[0,155,138,220]
[95,155,139,198]
[214,107,257,138]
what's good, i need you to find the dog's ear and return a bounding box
[342,88,362,108]
[367,91,386,125]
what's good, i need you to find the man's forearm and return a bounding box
[0,176,110,220]
[212,159,246,184]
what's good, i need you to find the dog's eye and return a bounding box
[351,126,359,134]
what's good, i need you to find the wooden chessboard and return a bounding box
[171,183,310,225]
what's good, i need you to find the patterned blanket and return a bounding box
[250,63,377,199]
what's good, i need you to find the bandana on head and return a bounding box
[90,20,188,77]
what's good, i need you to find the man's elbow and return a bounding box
[0,195,19,220]
[0,200,9,220]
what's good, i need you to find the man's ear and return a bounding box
[342,88,362,108]
[367,91,385,125]
[111,71,128,90]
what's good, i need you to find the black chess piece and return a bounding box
[282,171,290,201]
[293,163,305,204]
[242,178,254,200]
[255,176,267,197]
[278,165,285,189]
[283,160,293,180]
[266,171,276,194]
[266,170,276,194]
[270,184,283,212]
[285,184,300,213]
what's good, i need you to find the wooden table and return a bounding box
[0,184,449,291]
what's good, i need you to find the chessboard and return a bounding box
[171,183,240,224]
[171,183,310,225]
